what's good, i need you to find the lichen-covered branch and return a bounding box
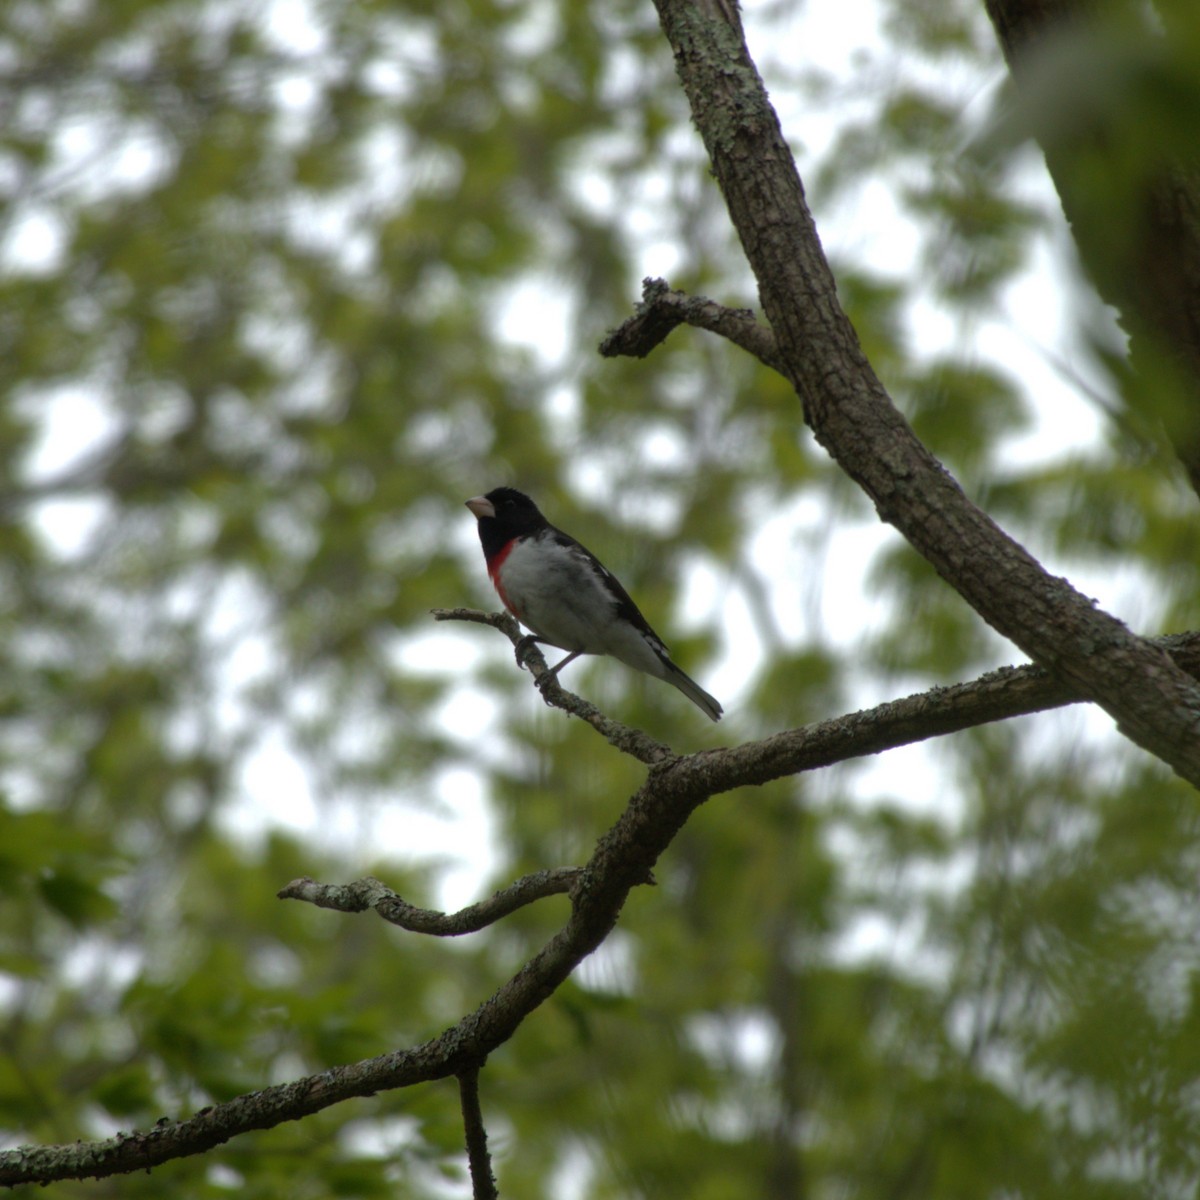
[7,626,1199,1188]
[458,1066,498,1200]
[277,869,587,934]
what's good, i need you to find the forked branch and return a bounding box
[7,621,1200,1188]
[651,0,1200,786]
[600,276,784,372]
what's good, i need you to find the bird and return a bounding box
[465,487,723,721]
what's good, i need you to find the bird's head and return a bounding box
[465,487,547,537]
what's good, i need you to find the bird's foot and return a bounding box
[514,634,541,671]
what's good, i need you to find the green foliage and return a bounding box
[1,0,1198,1196]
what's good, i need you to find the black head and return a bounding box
[465,487,549,551]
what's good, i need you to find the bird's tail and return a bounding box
[662,660,723,722]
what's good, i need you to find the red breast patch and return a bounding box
[487,538,519,617]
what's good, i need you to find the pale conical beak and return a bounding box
[465,496,495,519]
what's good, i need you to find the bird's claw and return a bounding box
[514,634,540,671]
[514,636,557,705]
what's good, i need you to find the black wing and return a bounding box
[547,525,671,654]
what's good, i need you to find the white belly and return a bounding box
[497,537,667,678]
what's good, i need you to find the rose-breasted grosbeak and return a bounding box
[466,487,723,721]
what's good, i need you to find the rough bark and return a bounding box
[650,0,1200,787]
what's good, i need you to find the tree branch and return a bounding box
[11,10,1200,1188]
[599,276,784,372]
[695,630,1200,793]
[7,627,1199,1188]
[458,1066,498,1200]
[431,608,678,767]
[277,868,594,935]
[650,0,1200,788]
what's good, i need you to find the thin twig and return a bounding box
[458,1066,498,1200]
[431,607,678,766]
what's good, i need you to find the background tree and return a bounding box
[2,0,1199,1197]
